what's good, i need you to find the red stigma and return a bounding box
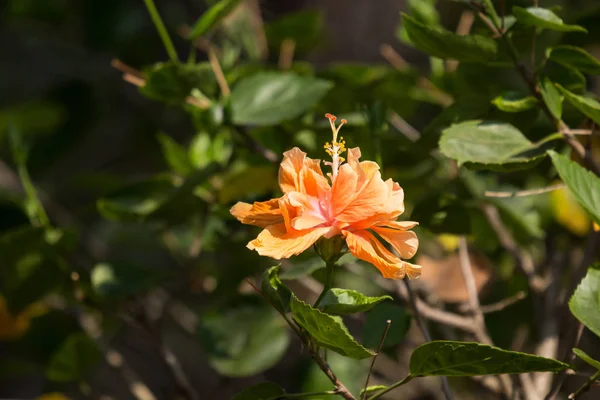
[325,113,337,122]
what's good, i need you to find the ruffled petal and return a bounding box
[371,222,419,259]
[230,199,282,228]
[279,147,327,194]
[247,224,330,259]
[279,192,328,231]
[335,169,389,223]
[343,229,420,279]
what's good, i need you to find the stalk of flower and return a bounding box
[231,114,421,280]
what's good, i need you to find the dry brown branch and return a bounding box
[279,38,296,70]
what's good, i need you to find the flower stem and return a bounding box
[143,0,179,62]
[568,369,600,399]
[313,260,335,307]
[367,374,413,400]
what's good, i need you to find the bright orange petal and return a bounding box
[343,230,418,279]
[335,169,389,223]
[372,222,419,259]
[230,199,282,228]
[278,147,327,194]
[331,163,358,215]
[248,224,330,259]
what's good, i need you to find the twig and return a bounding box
[388,112,421,142]
[458,238,513,396]
[545,324,584,400]
[236,127,280,163]
[177,25,220,54]
[279,38,296,70]
[446,11,475,72]
[207,46,230,97]
[568,370,600,399]
[379,44,454,107]
[402,279,454,400]
[481,204,545,292]
[459,291,527,314]
[246,279,355,400]
[484,184,566,198]
[362,320,392,400]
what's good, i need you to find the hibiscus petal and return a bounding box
[279,148,306,193]
[230,199,283,228]
[331,163,358,215]
[335,169,389,223]
[279,147,327,194]
[344,230,416,279]
[248,224,330,259]
[282,192,327,230]
[371,223,419,259]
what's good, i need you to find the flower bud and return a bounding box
[315,235,346,264]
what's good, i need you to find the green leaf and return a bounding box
[157,133,192,175]
[46,333,102,382]
[187,0,243,39]
[401,14,497,62]
[360,385,388,397]
[140,61,217,104]
[232,382,286,400]
[291,295,375,359]
[492,92,538,112]
[189,130,233,170]
[439,120,551,171]
[197,306,290,377]
[556,85,600,125]
[97,178,173,221]
[362,303,410,349]
[548,151,600,225]
[545,63,586,93]
[321,289,391,315]
[569,265,600,338]
[261,266,292,314]
[218,165,277,204]
[539,77,563,119]
[573,348,600,370]
[512,7,587,32]
[410,341,570,376]
[547,45,600,75]
[230,72,333,125]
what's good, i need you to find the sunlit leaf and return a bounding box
[492,92,538,112]
[569,265,600,338]
[573,348,600,370]
[140,61,216,104]
[512,7,587,32]
[410,341,570,376]
[440,120,552,171]
[556,85,600,125]
[539,76,563,119]
[230,72,332,125]
[548,151,600,225]
[321,289,391,315]
[291,295,375,359]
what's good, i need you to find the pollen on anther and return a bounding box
[325,113,337,122]
[341,119,347,124]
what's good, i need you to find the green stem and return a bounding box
[367,375,414,400]
[313,260,335,307]
[143,0,179,62]
[17,163,50,227]
[569,369,600,399]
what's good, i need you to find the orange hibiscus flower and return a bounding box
[231,114,421,280]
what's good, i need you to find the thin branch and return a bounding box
[236,127,280,163]
[402,279,454,400]
[362,320,392,400]
[458,238,514,396]
[568,370,600,399]
[247,279,355,400]
[484,184,566,198]
[143,0,179,62]
[446,11,475,72]
[545,324,584,400]
[207,46,230,97]
[388,112,421,142]
[279,38,296,70]
[177,25,220,54]
[459,291,527,314]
